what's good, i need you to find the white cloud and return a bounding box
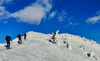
[0,6,6,16]
[69,22,78,26]
[0,13,4,16]
[50,11,56,18]
[0,6,5,11]
[11,5,45,24]
[0,0,52,24]
[39,0,52,12]
[68,17,74,21]
[3,21,8,24]
[64,22,78,28]
[58,10,67,21]
[86,15,100,24]
[10,0,52,25]
[0,0,12,5]
[73,23,78,25]
[69,22,72,25]
[0,0,12,20]
[58,16,63,21]
[0,6,10,20]
[96,10,100,15]
[96,11,100,15]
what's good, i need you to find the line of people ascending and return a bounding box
[5,33,27,49]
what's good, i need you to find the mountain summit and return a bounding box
[0,31,100,61]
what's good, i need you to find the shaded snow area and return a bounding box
[0,31,100,61]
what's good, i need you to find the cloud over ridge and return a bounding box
[86,15,100,24]
[0,0,12,5]
[10,0,52,25]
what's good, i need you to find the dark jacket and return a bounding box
[24,33,27,37]
[17,34,21,40]
[6,36,11,41]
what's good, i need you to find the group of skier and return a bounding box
[5,33,27,49]
[5,30,59,49]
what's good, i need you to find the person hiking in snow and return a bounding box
[5,34,12,49]
[17,33,22,44]
[24,33,27,40]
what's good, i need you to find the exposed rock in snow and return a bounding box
[87,51,99,60]
[79,44,85,50]
[66,41,72,50]
[51,30,59,44]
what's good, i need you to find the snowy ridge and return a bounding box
[0,31,100,61]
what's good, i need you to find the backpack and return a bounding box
[6,36,9,40]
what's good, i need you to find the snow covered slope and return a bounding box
[0,31,100,61]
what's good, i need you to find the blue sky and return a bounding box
[0,0,100,43]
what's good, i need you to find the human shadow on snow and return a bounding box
[5,45,7,48]
[49,39,53,43]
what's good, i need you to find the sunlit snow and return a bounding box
[0,31,100,61]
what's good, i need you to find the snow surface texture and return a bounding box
[0,31,100,61]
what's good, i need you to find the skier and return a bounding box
[17,33,22,44]
[24,33,27,40]
[5,34,12,49]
